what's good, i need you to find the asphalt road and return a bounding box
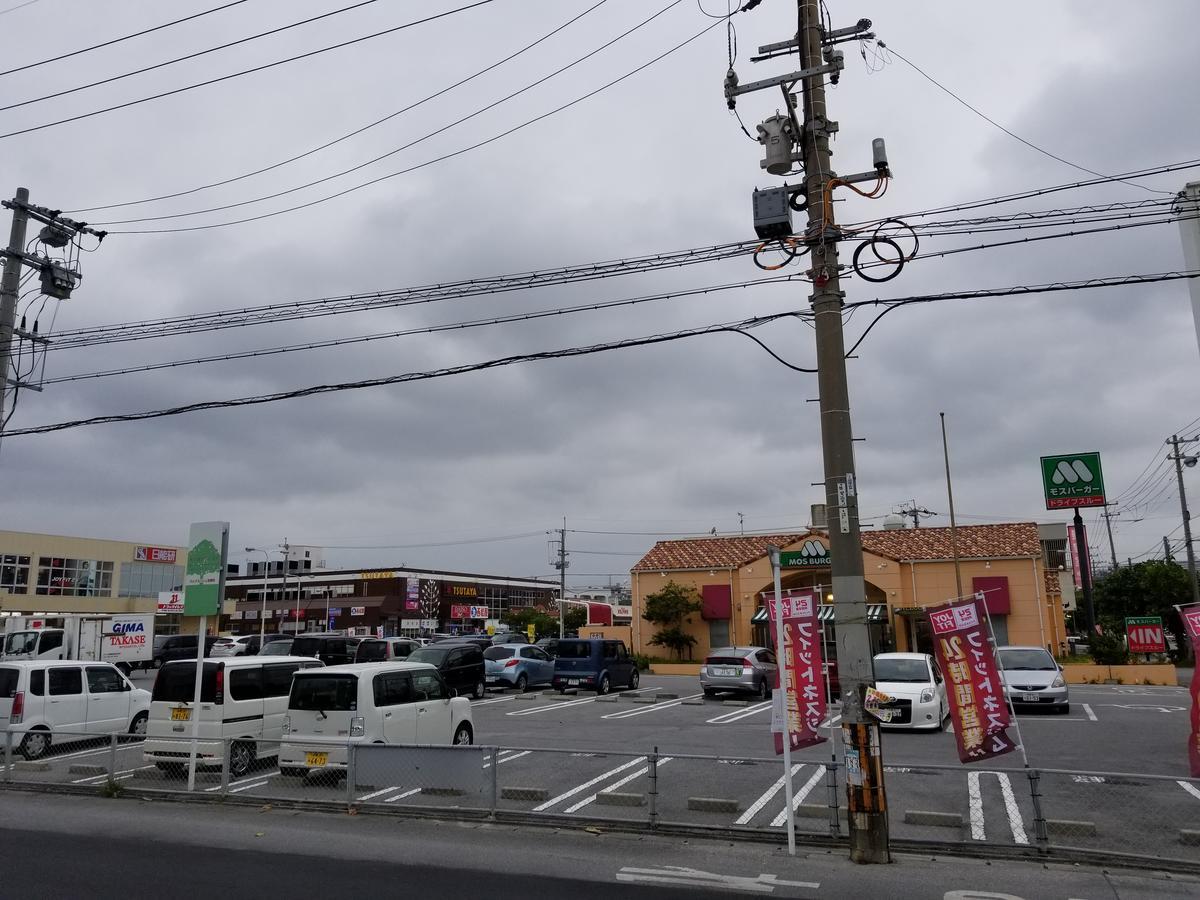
[2,791,1197,899]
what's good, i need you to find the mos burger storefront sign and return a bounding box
[779,540,830,568]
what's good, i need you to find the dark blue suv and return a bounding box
[551,638,638,695]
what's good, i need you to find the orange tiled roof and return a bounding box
[1044,568,1061,595]
[630,523,1043,572]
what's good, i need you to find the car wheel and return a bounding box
[757,679,770,701]
[515,673,529,693]
[129,712,148,736]
[1058,703,1070,715]
[19,729,50,760]
[628,669,640,690]
[229,741,255,779]
[453,723,473,746]
[703,688,717,698]
[597,675,611,696]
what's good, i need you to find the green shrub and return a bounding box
[1089,627,1129,665]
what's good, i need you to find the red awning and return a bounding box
[701,585,732,620]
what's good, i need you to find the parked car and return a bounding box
[354,638,419,663]
[996,645,1069,713]
[213,635,264,657]
[153,635,223,668]
[700,647,777,701]
[871,652,946,731]
[290,633,361,666]
[535,637,560,659]
[0,660,151,759]
[258,638,294,656]
[484,644,554,692]
[279,662,474,777]
[405,642,486,699]
[453,636,494,652]
[490,631,527,644]
[551,638,638,695]
[142,656,323,778]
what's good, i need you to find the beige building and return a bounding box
[629,523,1066,661]
[0,529,225,635]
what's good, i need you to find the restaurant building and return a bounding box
[629,522,1066,661]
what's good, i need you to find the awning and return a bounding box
[751,603,887,624]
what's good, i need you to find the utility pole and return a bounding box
[940,413,964,599]
[1100,504,1120,571]
[1164,536,1175,562]
[0,188,31,438]
[1168,435,1200,606]
[896,500,936,529]
[554,520,568,638]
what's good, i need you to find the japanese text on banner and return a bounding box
[1179,604,1200,777]
[767,591,826,754]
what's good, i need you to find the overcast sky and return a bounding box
[2,0,1198,588]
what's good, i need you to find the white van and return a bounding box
[0,660,151,759]
[278,662,474,777]
[142,656,322,778]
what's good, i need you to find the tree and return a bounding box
[642,581,702,660]
[1092,560,1194,663]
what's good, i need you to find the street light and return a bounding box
[244,547,271,648]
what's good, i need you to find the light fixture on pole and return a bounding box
[245,547,270,648]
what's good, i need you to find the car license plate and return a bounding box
[567,678,580,686]
[1021,693,1039,702]
[716,667,738,677]
[170,708,191,721]
[306,751,328,767]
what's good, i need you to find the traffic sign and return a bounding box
[1040,452,1105,509]
[1126,616,1166,653]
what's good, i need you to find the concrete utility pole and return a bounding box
[796,0,889,863]
[1100,504,1120,571]
[1168,435,1200,606]
[940,413,964,599]
[555,520,568,639]
[896,500,936,529]
[0,187,31,438]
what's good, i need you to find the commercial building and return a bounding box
[629,522,1066,661]
[225,565,559,636]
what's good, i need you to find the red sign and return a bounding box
[928,596,1017,764]
[1180,604,1200,777]
[135,546,177,564]
[450,604,489,619]
[1066,524,1091,588]
[1126,619,1166,654]
[766,590,826,754]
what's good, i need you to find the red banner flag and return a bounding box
[1180,604,1200,777]
[928,596,1018,764]
[767,590,826,754]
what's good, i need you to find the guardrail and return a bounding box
[3,731,1197,869]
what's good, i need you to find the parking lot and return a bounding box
[6,671,1197,865]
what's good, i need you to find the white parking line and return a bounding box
[601,694,704,719]
[482,749,532,769]
[506,688,658,717]
[358,785,402,801]
[229,779,270,794]
[471,696,517,707]
[1179,781,1200,802]
[384,787,422,803]
[706,701,772,725]
[1082,703,1097,721]
[563,758,674,814]
[73,764,155,784]
[735,764,803,825]
[532,757,647,812]
[770,765,826,827]
[205,770,280,793]
[967,771,1028,845]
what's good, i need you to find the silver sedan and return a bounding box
[700,646,778,701]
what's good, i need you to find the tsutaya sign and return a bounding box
[1040,452,1106,510]
[778,539,830,569]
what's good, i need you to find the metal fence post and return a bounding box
[489,745,499,820]
[826,760,841,837]
[1026,768,1049,852]
[3,730,12,783]
[220,739,231,795]
[346,743,356,808]
[647,746,659,830]
[108,733,118,782]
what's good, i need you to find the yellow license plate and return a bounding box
[170,708,191,721]
[305,751,328,767]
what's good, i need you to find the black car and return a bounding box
[406,641,486,699]
[153,635,222,668]
[290,633,361,665]
[535,637,560,659]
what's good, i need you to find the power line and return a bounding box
[101,15,726,234]
[0,0,39,18]
[90,0,688,227]
[0,0,498,141]
[66,0,612,215]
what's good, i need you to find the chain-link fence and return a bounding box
[4,730,1198,867]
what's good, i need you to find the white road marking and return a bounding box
[1082,703,1097,721]
[358,785,403,801]
[967,771,1028,845]
[563,758,674,814]
[770,765,826,827]
[482,749,531,769]
[821,714,842,728]
[229,779,270,794]
[73,764,154,785]
[1178,780,1200,801]
[506,687,659,717]
[1072,775,1106,784]
[471,695,517,707]
[601,693,704,719]
[532,756,647,812]
[1097,704,1184,713]
[734,764,803,825]
[385,787,422,803]
[616,867,817,894]
[706,700,773,724]
[205,770,281,793]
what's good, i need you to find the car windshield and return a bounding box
[556,641,594,659]
[153,662,219,703]
[484,647,515,661]
[260,641,292,656]
[874,658,930,683]
[356,641,386,662]
[289,674,358,711]
[290,637,328,657]
[998,649,1057,671]
[4,632,38,655]
[408,647,449,665]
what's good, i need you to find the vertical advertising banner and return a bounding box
[183,521,229,617]
[405,576,421,613]
[1179,603,1200,777]
[1066,524,1092,590]
[928,596,1017,764]
[767,590,826,754]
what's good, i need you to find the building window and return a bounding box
[36,558,115,597]
[708,619,731,648]
[118,562,184,598]
[0,555,31,594]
